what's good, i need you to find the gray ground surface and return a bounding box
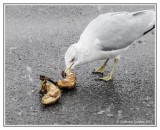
[5,5,155,125]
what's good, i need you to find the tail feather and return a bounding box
[132,10,155,35]
[143,25,155,35]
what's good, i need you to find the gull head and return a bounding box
[65,43,88,72]
[65,43,79,71]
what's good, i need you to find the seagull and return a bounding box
[64,10,155,81]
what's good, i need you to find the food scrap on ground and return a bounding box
[41,83,61,105]
[57,70,76,90]
[39,70,76,105]
[39,75,61,105]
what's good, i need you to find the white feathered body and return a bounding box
[76,10,155,63]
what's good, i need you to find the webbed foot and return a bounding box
[99,73,113,81]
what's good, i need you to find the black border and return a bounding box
[3,3,157,127]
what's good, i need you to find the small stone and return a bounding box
[147,104,151,107]
[31,89,35,93]
[31,112,35,116]
[107,113,113,117]
[138,40,142,43]
[118,110,123,114]
[97,110,105,114]
[145,96,151,101]
[18,112,22,116]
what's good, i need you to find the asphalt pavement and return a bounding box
[5,4,155,125]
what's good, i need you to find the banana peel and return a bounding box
[39,75,61,105]
[39,70,76,105]
[41,83,61,105]
[57,71,76,89]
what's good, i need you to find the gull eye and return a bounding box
[70,57,75,62]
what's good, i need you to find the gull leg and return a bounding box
[99,58,119,81]
[92,59,109,74]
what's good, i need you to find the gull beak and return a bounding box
[61,63,74,78]
[65,63,74,74]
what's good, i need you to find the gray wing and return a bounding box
[78,10,155,51]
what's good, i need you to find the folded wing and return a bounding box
[78,10,155,51]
